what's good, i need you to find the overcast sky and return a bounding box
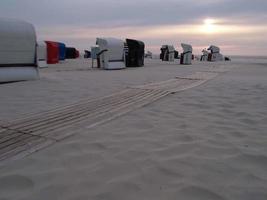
[1,0,267,55]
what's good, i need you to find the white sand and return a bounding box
[0,57,267,199]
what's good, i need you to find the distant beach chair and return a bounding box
[65,47,78,59]
[84,50,91,58]
[96,38,126,70]
[180,43,193,65]
[45,41,59,64]
[200,49,209,61]
[0,18,39,83]
[207,45,224,62]
[125,39,145,67]
[145,51,153,59]
[160,45,175,61]
[58,42,66,61]
[37,41,48,68]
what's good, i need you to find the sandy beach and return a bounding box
[0,57,267,200]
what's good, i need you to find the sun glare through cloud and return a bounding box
[201,18,217,34]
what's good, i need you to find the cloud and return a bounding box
[0,0,267,55]
[1,0,267,27]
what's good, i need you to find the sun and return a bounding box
[203,18,216,34]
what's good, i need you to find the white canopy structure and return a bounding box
[207,45,224,62]
[37,41,47,68]
[180,43,193,65]
[0,18,38,83]
[200,49,209,61]
[96,38,126,70]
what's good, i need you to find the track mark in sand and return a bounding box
[0,71,218,164]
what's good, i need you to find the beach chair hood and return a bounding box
[0,18,39,82]
[208,45,220,53]
[181,43,193,53]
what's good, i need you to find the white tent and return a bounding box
[0,18,38,82]
[207,45,224,62]
[37,41,47,68]
[96,38,126,70]
[180,43,193,65]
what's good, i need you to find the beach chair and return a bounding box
[84,50,91,58]
[65,47,78,59]
[45,41,59,64]
[58,42,66,61]
[160,45,175,61]
[0,18,39,82]
[180,43,193,65]
[145,51,153,58]
[200,49,209,61]
[37,41,48,68]
[125,39,145,67]
[96,38,126,70]
[207,45,224,62]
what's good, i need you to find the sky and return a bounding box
[1,0,267,56]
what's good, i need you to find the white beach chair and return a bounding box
[37,41,48,68]
[160,45,175,62]
[96,38,126,70]
[180,43,193,65]
[207,45,224,62]
[0,18,39,82]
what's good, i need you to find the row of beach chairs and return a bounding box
[0,18,228,83]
